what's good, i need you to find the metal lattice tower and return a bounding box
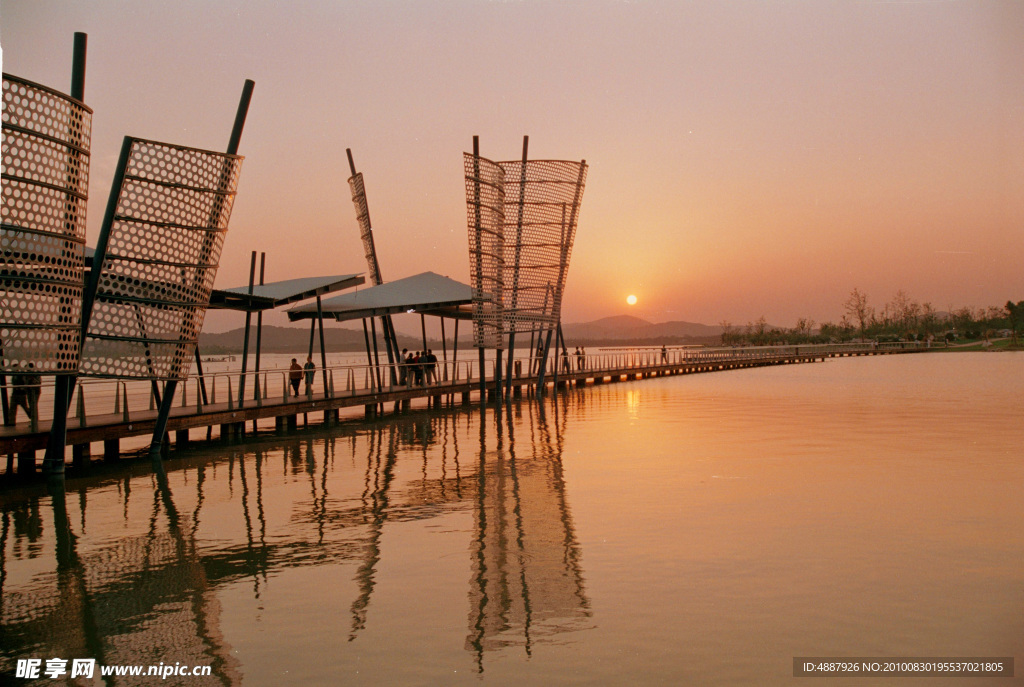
[464,152,506,349]
[79,139,243,380]
[465,149,587,350]
[348,172,383,286]
[498,159,587,334]
[1,74,92,374]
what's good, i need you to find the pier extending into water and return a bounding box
[1,342,925,475]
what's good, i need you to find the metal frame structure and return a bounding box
[40,79,254,465]
[464,148,506,351]
[345,149,400,382]
[464,136,587,399]
[0,74,91,375]
[78,138,244,380]
[497,157,587,335]
[2,34,91,471]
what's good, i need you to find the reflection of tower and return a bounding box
[349,424,397,640]
[0,469,242,685]
[466,405,591,667]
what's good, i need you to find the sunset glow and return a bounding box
[627,294,638,306]
[2,1,1020,332]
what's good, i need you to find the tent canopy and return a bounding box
[209,274,365,312]
[287,271,473,322]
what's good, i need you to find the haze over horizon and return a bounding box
[3,0,1021,333]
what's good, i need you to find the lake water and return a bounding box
[2,352,1022,685]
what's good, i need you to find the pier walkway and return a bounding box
[2,342,925,473]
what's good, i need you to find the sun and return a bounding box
[626,294,638,306]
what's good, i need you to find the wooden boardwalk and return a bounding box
[1,342,926,473]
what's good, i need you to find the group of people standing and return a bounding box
[288,356,317,396]
[532,342,588,374]
[399,349,438,386]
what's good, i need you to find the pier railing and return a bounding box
[2,341,922,430]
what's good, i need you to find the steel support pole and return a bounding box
[370,316,383,392]
[505,136,528,401]
[453,319,459,368]
[440,318,448,380]
[238,250,256,404]
[42,34,90,472]
[494,349,502,407]
[317,296,328,395]
[195,348,208,405]
[45,137,131,467]
[361,319,375,392]
[253,252,265,399]
[471,136,487,406]
[478,347,486,402]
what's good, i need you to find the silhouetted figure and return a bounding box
[303,356,315,395]
[413,352,424,386]
[289,358,302,396]
[424,349,438,384]
[403,350,415,386]
[7,363,41,427]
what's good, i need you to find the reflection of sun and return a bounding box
[626,294,638,305]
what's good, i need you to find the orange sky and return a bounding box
[3,0,1022,332]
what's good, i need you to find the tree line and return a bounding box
[720,290,1023,347]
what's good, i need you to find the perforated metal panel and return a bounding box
[80,138,243,379]
[498,159,587,334]
[464,153,587,349]
[1,74,92,374]
[348,172,383,286]
[464,153,505,349]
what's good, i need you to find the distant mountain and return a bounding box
[198,325,431,354]
[562,316,723,344]
[198,316,727,354]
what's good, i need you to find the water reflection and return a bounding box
[467,403,591,670]
[1,401,591,680]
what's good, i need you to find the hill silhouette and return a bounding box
[198,316,726,353]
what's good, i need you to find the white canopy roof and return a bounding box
[287,271,473,322]
[209,274,365,311]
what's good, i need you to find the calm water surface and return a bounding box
[2,353,1022,685]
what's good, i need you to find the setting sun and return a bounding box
[626,294,638,305]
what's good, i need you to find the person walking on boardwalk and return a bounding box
[399,348,409,385]
[6,363,40,427]
[289,358,302,396]
[424,349,437,384]
[412,352,424,386]
[303,356,315,395]
[404,350,415,386]
[661,345,668,363]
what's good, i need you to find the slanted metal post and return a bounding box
[317,296,328,396]
[238,250,257,405]
[42,33,90,472]
[253,252,266,400]
[472,136,486,404]
[46,135,130,468]
[505,135,528,400]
